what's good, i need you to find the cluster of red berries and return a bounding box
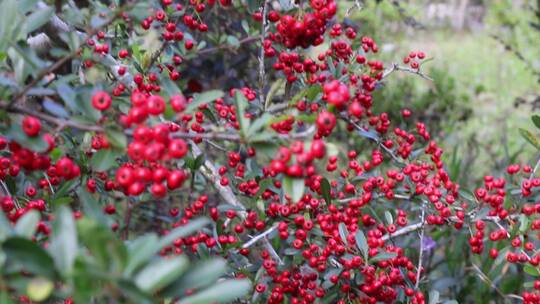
[271,0,337,49]
[269,140,326,178]
[403,51,426,70]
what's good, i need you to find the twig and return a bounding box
[382,63,433,81]
[491,34,540,79]
[382,221,423,241]
[382,213,520,242]
[470,263,524,301]
[528,155,540,180]
[259,0,268,110]
[346,0,364,16]
[43,173,55,195]
[3,103,102,132]
[390,0,426,29]
[415,204,426,289]
[243,224,277,248]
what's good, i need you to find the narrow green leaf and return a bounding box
[355,230,368,259]
[134,255,189,292]
[519,214,530,233]
[246,113,272,139]
[105,128,127,149]
[3,237,56,279]
[0,211,12,241]
[124,233,159,276]
[282,176,305,203]
[181,279,251,304]
[384,211,393,225]
[185,90,224,114]
[227,35,240,48]
[234,91,250,136]
[519,128,540,150]
[338,223,348,246]
[14,210,39,238]
[162,258,227,297]
[23,6,54,35]
[370,252,397,263]
[320,178,332,204]
[90,149,121,172]
[524,264,540,276]
[532,115,540,130]
[76,188,108,225]
[48,206,77,276]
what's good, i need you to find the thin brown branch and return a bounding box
[4,102,103,132]
[259,0,268,110]
[415,204,426,289]
[382,63,433,81]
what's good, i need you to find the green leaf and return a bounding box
[48,206,77,276]
[76,218,127,272]
[185,90,224,114]
[524,264,540,276]
[370,252,397,263]
[226,35,240,48]
[519,214,530,233]
[124,233,159,277]
[290,84,322,104]
[0,0,20,52]
[23,6,54,35]
[384,211,393,225]
[265,78,285,109]
[76,188,108,225]
[532,115,540,130]
[3,237,56,279]
[0,211,12,241]
[158,217,211,249]
[14,210,39,238]
[519,128,540,150]
[459,189,476,202]
[181,279,251,304]
[56,83,77,110]
[90,149,121,172]
[338,223,348,246]
[162,258,227,297]
[27,277,54,302]
[234,91,250,136]
[282,176,305,203]
[246,113,272,139]
[105,128,127,149]
[134,255,189,292]
[320,178,332,204]
[355,230,368,259]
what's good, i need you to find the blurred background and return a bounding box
[339,0,540,188]
[332,2,540,302]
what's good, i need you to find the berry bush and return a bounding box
[1,0,540,303]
